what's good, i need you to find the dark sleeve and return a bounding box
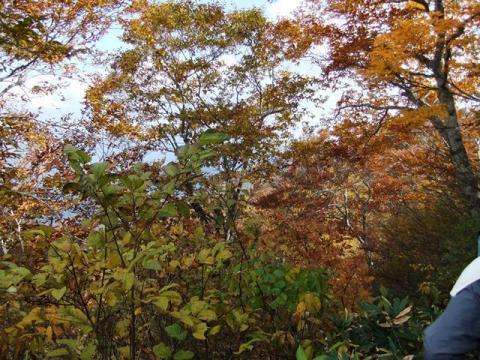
[423,280,480,359]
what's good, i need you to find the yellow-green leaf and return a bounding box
[174,350,194,360]
[216,248,232,261]
[198,309,217,322]
[197,249,214,265]
[208,324,222,336]
[153,342,172,359]
[47,348,70,357]
[52,287,67,301]
[192,322,208,340]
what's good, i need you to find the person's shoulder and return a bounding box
[451,258,480,297]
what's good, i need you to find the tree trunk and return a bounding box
[428,0,480,217]
[431,86,480,216]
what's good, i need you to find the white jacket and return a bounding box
[450,257,480,297]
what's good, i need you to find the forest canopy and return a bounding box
[0,0,479,359]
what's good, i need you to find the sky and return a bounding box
[10,0,337,164]
[23,0,305,122]
[11,0,340,164]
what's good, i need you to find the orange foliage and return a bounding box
[253,114,463,305]
[291,0,480,214]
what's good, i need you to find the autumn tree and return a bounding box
[0,0,129,258]
[0,0,127,101]
[0,1,462,358]
[86,0,312,240]
[253,109,472,301]
[292,0,479,217]
[87,0,311,171]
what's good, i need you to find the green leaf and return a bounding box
[21,228,50,240]
[87,231,104,248]
[32,273,48,287]
[53,237,72,253]
[51,287,67,301]
[64,145,91,164]
[197,148,216,160]
[296,345,308,360]
[124,272,135,291]
[90,162,109,179]
[190,299,205,315]
[47,348,70,357]
[102,184,122,196]
[216,248,232,261]
[175,145,189,159]
[176,201,190,218]
[63,144,77,155]
[160,290,182,304]
[163,180,176,195]
[174,350,194,360]
[164,163,178,177]
[198,130,228,145]
[80,343,96,360]
[106,251,122,268]
[119,346,130,358]
[158,203,178,218]
[57,339,78,351]
[153,342,172,359]
[113,270,135,291]
[142,257,161,270]
[11,266,32,281]
[115,319,130,338]
[165,322,187,341]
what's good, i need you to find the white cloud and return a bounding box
[266,0,302,19]
[21,75,88,119]
[219,54,238,67]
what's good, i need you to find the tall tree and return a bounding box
[87,0,310,173]
[0,0,126,102]
[86,0,312,239]
[0,0,128,256]
[293,0,479,215]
